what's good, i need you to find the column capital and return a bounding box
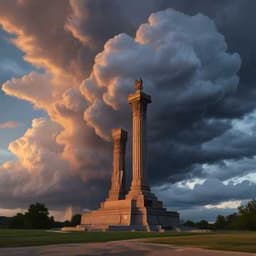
[128,90,151,105]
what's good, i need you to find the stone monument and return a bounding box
[80,79,180,231]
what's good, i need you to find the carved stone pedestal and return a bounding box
[80,195,179,231]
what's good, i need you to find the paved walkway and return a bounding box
[0,240,255,256]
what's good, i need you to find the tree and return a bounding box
[24,202,54,229]
[7,202,55,229]
[225,213,238,229]
[70,214,81,226]
[215,215,226,230]
[183,220,195,227]
[212,199,256,230]
[8,213,25,229]
[237,199,256,230]
[197,220,209,229]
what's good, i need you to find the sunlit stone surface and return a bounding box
[106,128,127,201]
[80,79,180,231]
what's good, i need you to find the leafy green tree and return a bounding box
[237,199,256,230]
[7,203,54,229]
[212,200,256,230]
[24,202,54,229]
[226,213,238,229]
[215,215,226,230]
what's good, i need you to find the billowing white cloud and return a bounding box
[205,200,242,209]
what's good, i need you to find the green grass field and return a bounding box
[148,232,256,253]
[0,229,195,248]
[0,229,256,253]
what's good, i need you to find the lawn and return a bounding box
[147,231,256,253]
[1,229,255,253]
[0,229,196,248]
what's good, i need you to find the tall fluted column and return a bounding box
[128,79,151,192]
[107,128,127,200]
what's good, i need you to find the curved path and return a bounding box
[0,240,254,256]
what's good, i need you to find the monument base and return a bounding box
[80,193,180,231]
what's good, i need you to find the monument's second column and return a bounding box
[128,79,151,194]
[107,128,127,200]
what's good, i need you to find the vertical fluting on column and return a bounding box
[107,128,127,200]
[128,79,151,192]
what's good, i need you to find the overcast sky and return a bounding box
[0,0,255,222]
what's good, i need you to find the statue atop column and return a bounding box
[134,78,143,91]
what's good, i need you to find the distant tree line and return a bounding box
[0,202,81,229]
[2,200,255,230]
[184,199,256,231]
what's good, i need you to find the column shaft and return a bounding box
[107,128,127,200]
[128,89,151,192]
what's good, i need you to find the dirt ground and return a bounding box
[0,240,255,256]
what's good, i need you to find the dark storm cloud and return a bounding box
[77,0,256,188]
[149,109,256,184]
[155,178,256,208]
[0,0,255,215]
[155,1,256,136]
[144,0,256,187]
[205,1,256,119]
[80,8,240,190]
